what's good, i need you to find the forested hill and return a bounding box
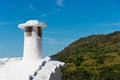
[52,31,120,80]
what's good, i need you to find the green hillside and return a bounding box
[52,31,120,80]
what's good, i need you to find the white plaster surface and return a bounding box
[0,57,64,80]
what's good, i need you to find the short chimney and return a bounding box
[18,20,47,61]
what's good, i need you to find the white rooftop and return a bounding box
[0,57,64,80]
[18,20,47,29]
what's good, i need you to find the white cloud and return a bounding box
[56,0,64,7]
[98,23,120,27]
[43,37,67,44]
[29,4,37,11]
[43,31,63,35]
[40,9,61,17]
[77,22,120,27]
[40,0,64,17]
[43,31,57,34]
[0,22,12,26]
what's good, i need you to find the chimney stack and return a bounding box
[18,20,47,62]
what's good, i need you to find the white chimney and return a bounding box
[18,20,47,62]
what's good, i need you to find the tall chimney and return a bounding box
[18,20,47,62]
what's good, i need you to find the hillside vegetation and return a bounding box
[52,31,120,80]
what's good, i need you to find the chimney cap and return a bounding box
[18,20,47,29]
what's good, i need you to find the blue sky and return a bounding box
[0,0,120,58]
